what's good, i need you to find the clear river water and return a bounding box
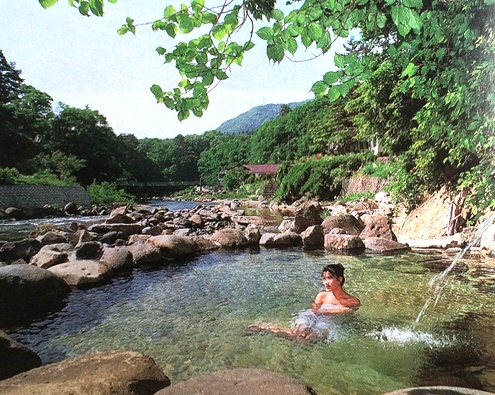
[2,202,495,394]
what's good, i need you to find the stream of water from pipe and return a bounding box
[413,213,495,327]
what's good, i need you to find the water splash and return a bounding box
[370,326,454,347]
[413,214,495,327]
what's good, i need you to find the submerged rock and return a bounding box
[0,330,42,380]
[0,350,170,395]
[155,368,314,395]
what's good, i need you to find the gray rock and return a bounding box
[301,225,325,248]
[363,237,410,253]
[382,386,495,395]
[30,243,72,269]
[101,247,133,272]
[0,350,170,395]
[359,214,397,240]
[148,235,200,257]
[260,232,303,247]
[155,368,314,395]
[48,260,111,286]
[0,239,42,263]
[324,234,365,251]
[0,264,69,315]
[128,242,163,266]
[72,241,103,260]
[0,330,42,380]
[88,223,144,239]
[209,228,251,249]
[322,214,365,236]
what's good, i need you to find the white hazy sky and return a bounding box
[0,0,342,139]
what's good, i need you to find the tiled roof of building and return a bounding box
[243,164,281,174]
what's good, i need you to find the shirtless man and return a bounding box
[247,263,360,342]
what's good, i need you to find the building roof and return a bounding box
[243,164,281,174]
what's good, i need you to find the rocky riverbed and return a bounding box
[1,191,494,395]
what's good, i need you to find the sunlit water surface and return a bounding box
[5,248,495,395]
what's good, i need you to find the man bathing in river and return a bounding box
[248,263,360,343]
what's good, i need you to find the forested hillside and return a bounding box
[2,0,494,216]
[215,101,306,134]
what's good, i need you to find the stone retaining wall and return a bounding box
[0,185,91,209]
[341,177,390,196]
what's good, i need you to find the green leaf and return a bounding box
[39,0,58,9]
[257,26,274,40]
[311,80,328,96]
[309,7,322,21]
[272,9,284,21]
[191,0,204,13]
[403,0,422,8]
[164,5,176,20]
[156,46,167,55]
[165,23,178,38]
[334,53,346,68]
[150,84,164,100]
[216,70,229,80]
[89,0,104,16]
[178,15,194,33]
[327,85,341,102]
[243,41,255,51]
[267,43,285,62]
[376,13,387,29]
[201,12,217,24]
[287,37,298,54]
[403,62,418,78]
[308,22,323,40]
[323,70,341,85]
[317,30,331,51]
[212,25,227,40]
[79,2,90,15]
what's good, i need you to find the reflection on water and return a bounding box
[4,248,495,394]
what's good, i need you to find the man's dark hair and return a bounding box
[322,263,345,285]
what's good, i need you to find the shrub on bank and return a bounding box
[87,181,135,205]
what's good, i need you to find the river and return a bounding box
[2,201,495,394]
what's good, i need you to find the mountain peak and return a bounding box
[215,101,308,134]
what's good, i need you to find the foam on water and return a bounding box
[369,326,453,347]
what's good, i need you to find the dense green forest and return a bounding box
[2,0,495,214]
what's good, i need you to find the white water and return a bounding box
[414,214,495,327]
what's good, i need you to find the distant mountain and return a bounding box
[215,100,309,134]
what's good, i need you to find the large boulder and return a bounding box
[148,235,199,257]
[155,368,314,395]
[100,247,134,272]
[321,214,365,236]
[324,234,365,252]
[72,241,103,260]
[292,201,323,233]
[128,242,163,266]
[48,260,111,286]
[0,264,69,317]
[210,228,252,249]
[259,232,303,247]
[30,243,73,269]
[301,225,325,248]
[359,214,397,241]
[0,330,42,380]
[362,237,411,253]
[0,239,42,263]
[0,350,170,395]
